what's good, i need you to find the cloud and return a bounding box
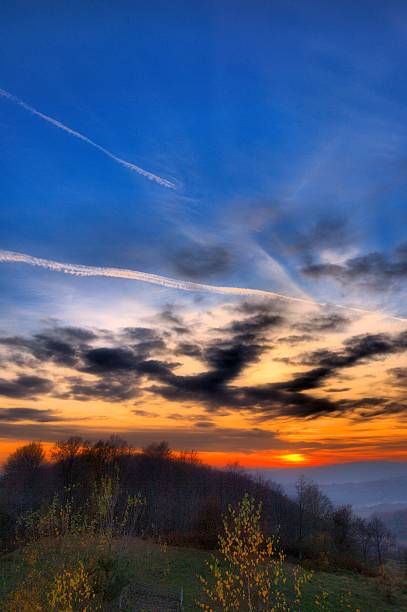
[3,249,405,321]
[0,375,53,398]
[0,421,290,453]
[66,377,140,402]
[81,347,141,374]
[0,88,176,189]
[144,328,407,419]
[1,331,81,367]
[174,342,203,358]
[279,216,354,259]
[193,420,216,428]
[1,310,406,420]
[0,323,167,403]
[277,334,316,345]
[133,409,159,418]
[169,244,233,280]
[282,331,407,394]
[388,367,407,388]
[302,331,407,371]
[0,407,64,422]
[302,242,407,291]
[220,309,283,343]
[295,312,351,334]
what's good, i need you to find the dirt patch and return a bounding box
[122,583,181,611]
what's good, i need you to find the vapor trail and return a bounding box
[1,249,406,323]
[0,88,176,189]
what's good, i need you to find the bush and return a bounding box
[198,493,313,611]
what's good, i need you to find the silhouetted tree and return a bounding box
[143,440,172,458]
[369,515,392,565]
[3,442,46,511]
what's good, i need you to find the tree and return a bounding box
[4,441,45,476]
[51,436,89,489]
[3,442,46,511]
[51,436,88,463]
[143,440,172,458]
[332,505,354,554]
[295,476,332,556]
[354,517,372,563]
[368,515,392,566]
[199,493,312,611]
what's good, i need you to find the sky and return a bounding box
[1,0,407,467]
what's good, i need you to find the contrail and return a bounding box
[1,249,406,323]
[0,88,176,189]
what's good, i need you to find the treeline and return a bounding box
[0,436,397,571]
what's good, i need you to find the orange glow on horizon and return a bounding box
[1,442,407,470]
[279,453,307,464]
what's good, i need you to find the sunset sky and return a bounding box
[1,1,407,468]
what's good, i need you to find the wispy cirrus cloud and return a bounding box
[1,249,406,322]
[0,88,176,189]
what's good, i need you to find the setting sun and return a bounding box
[280,453,307,464]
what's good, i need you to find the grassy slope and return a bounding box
[118,539,407,611]
[1,538,407,610]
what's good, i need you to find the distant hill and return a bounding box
[254,461,407,485]
[380,507,407,545]
[253,461,407,519]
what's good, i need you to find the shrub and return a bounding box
[198,493,313,611]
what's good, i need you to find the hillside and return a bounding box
[1,538,407,611]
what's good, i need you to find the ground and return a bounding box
[1,538,407,611]
[115,539,407,611]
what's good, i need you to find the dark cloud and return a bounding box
[0,422,286,453]
[81,347,140,374]
[139,302,285,408]
[302,242,407,291]
[66,376,140,402]
[0,375,53,398]
[121,327,167,355]
[0,407,64,422]
[122,327,160,341]
[170,244,233,280]
[286,217,352,258]
[282,331,407,393]
[0,333,78,367]
[158,305,190,335]
[388,367,407,388]
[133,409,159,418]
[0,322,170,403]
[278,334,316,345]
[221,311,283,344]
[193,420,216,428]
[295,312,350,334]
[150,341,263,402]
[174,342,203,358]
[145,330,407,419]
[0,325,96,367]
[303,332,407,369]
[260,214,353,264]
[54,326,97,342]
[0,310,406,421]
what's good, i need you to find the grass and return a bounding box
[114,538,407,611]
[1,537,407,610]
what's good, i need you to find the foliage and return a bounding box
[4,475,145,610]
[47,560,99,611]
[198,493,313,611]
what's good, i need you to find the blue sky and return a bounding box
[1,1,407,463]
[2,1,407,274]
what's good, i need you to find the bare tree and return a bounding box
[368,515,392,566]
